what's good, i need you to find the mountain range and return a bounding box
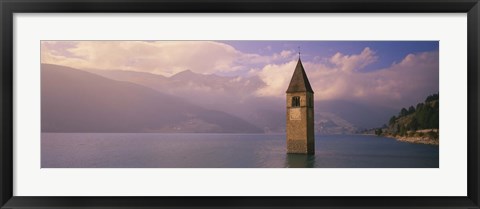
[42,64,262,133]
[42,64,398,133]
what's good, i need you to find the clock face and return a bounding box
[290,108,301,120]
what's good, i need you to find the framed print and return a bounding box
[1,0,479,208]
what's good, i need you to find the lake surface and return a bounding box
[41,133,439,168]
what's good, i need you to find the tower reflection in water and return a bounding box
[285,154,316,168]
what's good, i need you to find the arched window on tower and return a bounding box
[292,96,300,107]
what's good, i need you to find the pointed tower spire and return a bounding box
[285,56,315,155]
[286,58,314,93]
[298,46,301,59]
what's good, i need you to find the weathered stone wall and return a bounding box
[286,92,315,154]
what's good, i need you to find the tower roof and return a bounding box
[286,58,314,93]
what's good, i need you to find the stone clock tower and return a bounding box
[286,58,315,154]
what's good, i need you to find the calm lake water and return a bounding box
[41,133,439,168]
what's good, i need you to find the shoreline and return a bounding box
[384,135,439,146]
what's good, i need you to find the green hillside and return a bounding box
[375,94,439,142]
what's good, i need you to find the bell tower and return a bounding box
[286,58,315,154]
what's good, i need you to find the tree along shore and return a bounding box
[373,94,439,146]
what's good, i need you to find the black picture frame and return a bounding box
[1,0,479,208]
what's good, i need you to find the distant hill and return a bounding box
[85,68,283,130]
[84,68,401,133]
[372,94,439,144]
[315,112,357,134]
[316,100,397,129]
[385,93,439,134]
[41,64,262,133]
[86,68,265,100]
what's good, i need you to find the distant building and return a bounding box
[286,58,315,154]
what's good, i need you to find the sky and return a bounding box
[41,40,439,108]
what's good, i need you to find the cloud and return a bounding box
[330,47,378,72]
[254,48,439,108]
[254,61,297,97]
[42,41,265,76]
[42,41,301,77]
